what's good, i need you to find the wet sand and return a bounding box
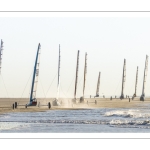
[0,97,149,115]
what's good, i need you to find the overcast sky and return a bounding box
[0,17,150,98]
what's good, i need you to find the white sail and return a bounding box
[140,55,148,101]
[27,43,41,107]
[120,59,126,99]
[53,44,61,106]
[56,44,61,100]
[80,52,87,102]
[95,72,101,97]
[0,40,4,74]
[74,50,80,100]
[83,52,87,97]
[133,66,138,99]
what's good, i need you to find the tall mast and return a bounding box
[96,72,101,97]
[133,66,138,97]
[83,52,87,98]
[56,44,61,100]
[74,50,80,99]
[29,43,41,103]
[0,40,4,74]
[120,59,126,99]
[140,55,148,101]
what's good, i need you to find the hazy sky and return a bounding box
[0,17,150,98]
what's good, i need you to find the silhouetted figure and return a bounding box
[95,100,97,104]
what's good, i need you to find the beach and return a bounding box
[1,97,150,133]
[0,97,149,115]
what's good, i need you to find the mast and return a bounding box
[140,55,148,101]
[29,43,41,104]
[120,59,126,99]
[133,66,138,98]
[95,72,101,97]
[0,40,4,74]
[83,52,87,98]
[74,50,80,99]
[56,44,61,100]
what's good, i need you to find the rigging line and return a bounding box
[114,76,122,96]
[109,76,118,96]
[39,76,46,98]
[78,73,84,85]
[138,76,143,94]
[44,72,57,100]
[128,81,134,96]
[87,79,91,96]
[1,74,9,98]
[60,82,68,98]
[20,71,32,99]
[66,75,75,97]
[78,74,84,94]
[78,74,84,98]
[139,76,143,86]
[28,74,32,100]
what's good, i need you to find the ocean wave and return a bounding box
[110,125,150,129]
[0,122,24,130]
[110,119,150,125]
[104,110,150,118]
[1,119,150,130]
[1,119,150,126]
[0,120,109,125]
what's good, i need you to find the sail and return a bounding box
[0,39,4,74]
[83,52,87,97]
[96,72,101,97]
[56,44,61,100]
[120,59,126,99]
[74,50,80,99]
[134,66,138,97]
[30,43,41,103]
[140,55,148,101]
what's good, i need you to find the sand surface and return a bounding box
[0,97,149,115]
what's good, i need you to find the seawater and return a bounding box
[1,105,150,133]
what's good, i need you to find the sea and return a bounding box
[1,104,150,133]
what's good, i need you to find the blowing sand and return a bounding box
[0,97,149,115]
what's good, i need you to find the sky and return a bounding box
[0,17,150,98]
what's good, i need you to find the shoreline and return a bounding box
[0,98,149,115]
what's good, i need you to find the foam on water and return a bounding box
[1,108,150,132]
[0,122,24,130]
[110,119,150,125]
[104,109,150,118]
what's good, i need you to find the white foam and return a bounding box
[0,122,22,130]
[110,119,150,126]
[104,109,150,118]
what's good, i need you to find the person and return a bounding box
[38,102,40,107]
[95,100,97,104]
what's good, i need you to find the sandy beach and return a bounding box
[0,97,149,115]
